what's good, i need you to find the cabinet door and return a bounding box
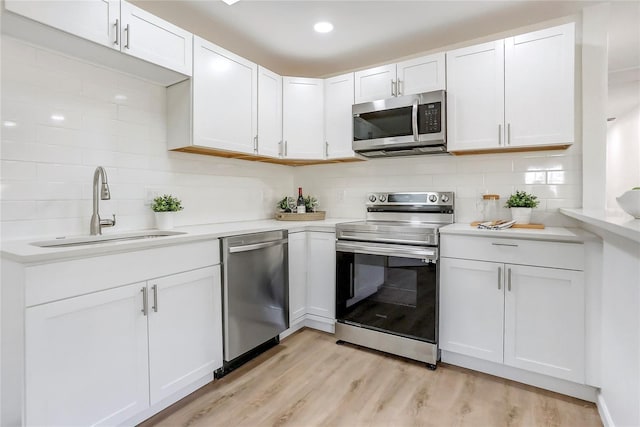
[354,64,397,103]
[25,283,149,426]
[440,258,504,363]
[288,231,307,322]
[306,232,336,319]
[396,52,446,96]
[324,73,355,159]
[446,41,505,152]
[257,66,283,158]
[5,0,120,50]
[282,77,324,159]
[193,36,257,154]
[505,23,574,148]
[120,0,193,75]
[504,264,584,383]
[148,266,222,405]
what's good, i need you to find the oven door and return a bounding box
[335,240,438,344]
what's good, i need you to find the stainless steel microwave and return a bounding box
[352,90,447,157]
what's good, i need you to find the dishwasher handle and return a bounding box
[228,238,288,254]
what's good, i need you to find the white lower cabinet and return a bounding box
[20,241,223,426]
[148,267,222,405]
[25,282,150,427]
[288,231,308,324]
[306,232,336,319]
[440,235,585,383]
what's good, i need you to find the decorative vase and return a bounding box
[510,207,532,224]
[154,211,175,230]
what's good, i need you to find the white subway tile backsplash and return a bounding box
[0,201,38,221]
[1,160,37,180]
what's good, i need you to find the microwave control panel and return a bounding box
[421,102,441,134]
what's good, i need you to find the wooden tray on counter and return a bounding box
[275,211,326,221]
[471,221,545,229]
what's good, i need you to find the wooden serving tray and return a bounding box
[275,211,326,221]
[471,221,545,229]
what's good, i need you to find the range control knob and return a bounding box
[441,194,450,203]
[379,194,387,202]
[428,194,438,203]
[368,194,377,203]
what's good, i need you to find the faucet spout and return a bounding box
[90,167,115,235]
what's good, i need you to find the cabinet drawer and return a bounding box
[25,239,219,306]
[441,235,583,270]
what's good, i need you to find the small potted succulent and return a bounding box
[152,194,183,230]
[505,190,539,224]
[277,196,296,213]
[304,195,319,213]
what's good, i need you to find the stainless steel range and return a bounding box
[335,191,454,369]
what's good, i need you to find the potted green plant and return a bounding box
[151,194,184,230]
[277,196,296,213]
[304,195,319,213]
[504,190,539,224]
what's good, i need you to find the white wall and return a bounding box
[606,105,640,214]
[294,150,582,226]
[0,36,294,240]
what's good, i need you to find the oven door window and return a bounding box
[336,250,437,343]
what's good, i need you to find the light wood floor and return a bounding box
[140,329,601,427]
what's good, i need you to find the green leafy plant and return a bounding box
[277,196,295,212]
[152,194,184,212]
[504,190,539,208]
[304,195,319,212]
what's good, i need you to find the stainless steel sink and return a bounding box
[31,230,187,248]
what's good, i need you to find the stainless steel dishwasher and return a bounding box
[216,230,289,377]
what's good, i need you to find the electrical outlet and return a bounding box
[337,190,345,203]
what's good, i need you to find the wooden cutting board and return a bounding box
[471,221,545,229]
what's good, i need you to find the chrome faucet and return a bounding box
[90,166,116,235]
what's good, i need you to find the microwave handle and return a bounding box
[412,99,419,142]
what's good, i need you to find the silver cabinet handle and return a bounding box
[114,19,119,46]
[391,79,396,97]
[507,123,511,145]
[253,135,258,153]
[284,140,288,157]
[498,124,502,146]
[397,79,402,96]
[412,99,419,142]
[508,268,512,291]
[325,141,329,158]
[498,266,502,290]
[141,287,148,316]
[278,140,283,157]
[124,24,130,49]
[151,284,158,312]
[491,242,518,247]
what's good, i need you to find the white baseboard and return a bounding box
[442,351,597,403]
[304,314,335,333]
[280,317,306,340]
[124,373,213,426]
[597,392,615,427]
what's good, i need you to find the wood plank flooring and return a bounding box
[140,329,601,427]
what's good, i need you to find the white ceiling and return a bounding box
[132,0,596,77]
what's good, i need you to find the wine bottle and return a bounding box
[297,187,306,214]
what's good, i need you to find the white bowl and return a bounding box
[616,190,640,219]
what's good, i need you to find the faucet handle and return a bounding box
[100,214,116,228]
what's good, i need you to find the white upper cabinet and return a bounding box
[446,41,505,151]
[354,52,446,103]
[193,36,258,154]
[324,73,355,159]
[120,0,192,75]
[283,77,325,159]
[5,0,120,50]
[257,66,283,158]
[447,23,575,152]
[504,23,575,147]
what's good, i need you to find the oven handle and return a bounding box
[412,99,419,142]
[336,241,438,260]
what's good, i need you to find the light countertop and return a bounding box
[1,218,358,264]
[560,208,640,244]
[439,223,596,243]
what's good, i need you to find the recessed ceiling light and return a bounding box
[50,114,65,122]
[314,22,334,33]
[222,0,240,5]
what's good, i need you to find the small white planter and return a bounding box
[510,207,532,224]
[154,211,176,230]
